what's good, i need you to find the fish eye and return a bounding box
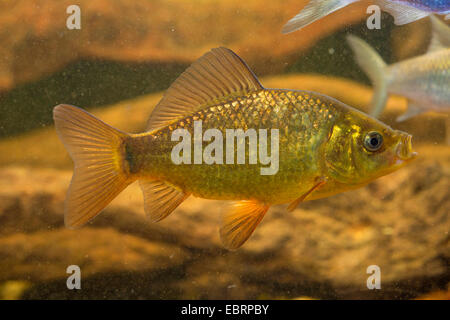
[363,131,383,152]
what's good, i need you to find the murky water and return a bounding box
[0,0,448,300]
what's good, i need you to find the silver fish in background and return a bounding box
[346,16,450,121]
[282,0,450,34]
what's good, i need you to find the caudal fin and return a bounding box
[346,35,389,118]
[282,0,357,34]
[53,104,132,228]
[376,0,430,25]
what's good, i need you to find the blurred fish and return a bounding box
[53,47,416,249]
[282,0,450,33]
[347,19,450,121]
[429,14,450,50]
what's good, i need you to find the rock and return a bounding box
[391,18,430,61]
[391,17,450,61]
[0,0,370,91]
[0,281,31,300]
[0,145,448,299]
[416,286,450,300]
[0,228,188,282]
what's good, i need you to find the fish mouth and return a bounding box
[395,133,417,164]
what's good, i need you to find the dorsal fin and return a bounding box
[146,47,264,132]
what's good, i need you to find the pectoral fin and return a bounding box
[287,177,327,212]
[139,179,190,222]
[220,200,270,250]
[396,102,424,122]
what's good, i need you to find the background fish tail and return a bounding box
[282,0,357,34]
[347,35,389,118]
[376,0,430,25]
[53,104,133,228]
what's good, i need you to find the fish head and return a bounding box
[324,111,417,186]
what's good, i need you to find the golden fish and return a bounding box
[53,47,416,250]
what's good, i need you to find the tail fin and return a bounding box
[376,0,430,25]
[346,35,389,118]
[282,0,357,34]
[53,104,132,228]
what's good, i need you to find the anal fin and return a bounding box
[139,179,189,222]
[287,177,327,212]
[220,200,270,250]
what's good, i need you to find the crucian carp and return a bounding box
[53,47,416,250]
